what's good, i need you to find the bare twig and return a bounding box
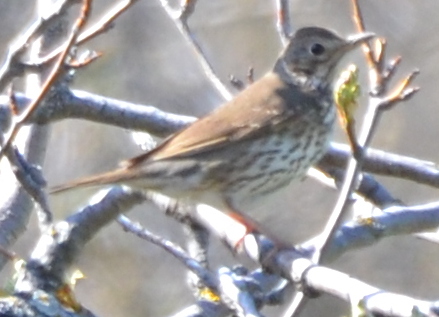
[66,50,102,68]
[7,87,19,116]
[315,0,419,264]
[373,37,387,78]
[6,147,51,224]
[184,221,211,293]
[382,56,402,81]
[275,0,293,45]
[0,0,77,271]
[282,292,308,317]
[379,70,420,109]
[118,201,285,317]
[300,200,439,262]
[351,0,379,76]
[0,0,92,160]
[178,0,198,23]
[118,214,219,291]
[0,0,80,92]
[14,186,145,295]
[31,0,140,66]
[314,93,374,264]
[159,0,232,100]
[247,67,254,84]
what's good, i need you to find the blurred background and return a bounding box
[1,0,439,316]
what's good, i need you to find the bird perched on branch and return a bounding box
[52,27,372,236]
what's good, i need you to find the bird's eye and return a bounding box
[310,43,325,56]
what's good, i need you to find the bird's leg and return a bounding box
[224,201,291,257]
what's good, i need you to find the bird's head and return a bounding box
[275,27,374,89]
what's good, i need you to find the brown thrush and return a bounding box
[52,27,372,224]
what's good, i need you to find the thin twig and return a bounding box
[282,291,308,317]
[380,70,420,109]
[0,0,78,92]
[315,0,419,264]
[31,0,140,66]
[159,0,232,101]
[374,37,386,77]
[351,0,378,72]
[0,0,92,160]
[6,147,51,224]
[315,107,379,264]
[178,0,198,22]
[275,0,293,45]
[117,214,219,291]
[382,56,402,81]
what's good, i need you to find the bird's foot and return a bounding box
[226,211,292,264]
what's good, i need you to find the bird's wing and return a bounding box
[123,72,314,167]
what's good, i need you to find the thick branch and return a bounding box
[300,201,439,261]
[15,187,144,293]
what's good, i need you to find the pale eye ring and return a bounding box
[310,43,325,56]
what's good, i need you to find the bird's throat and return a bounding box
[276,58,332,94]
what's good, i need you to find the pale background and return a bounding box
[1,1,439,316]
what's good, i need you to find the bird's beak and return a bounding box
[346,32,375,49]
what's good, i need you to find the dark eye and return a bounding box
[310,43,325,56]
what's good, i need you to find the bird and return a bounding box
[52,27,373,235]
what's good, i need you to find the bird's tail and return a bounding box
[50,167,135,194]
